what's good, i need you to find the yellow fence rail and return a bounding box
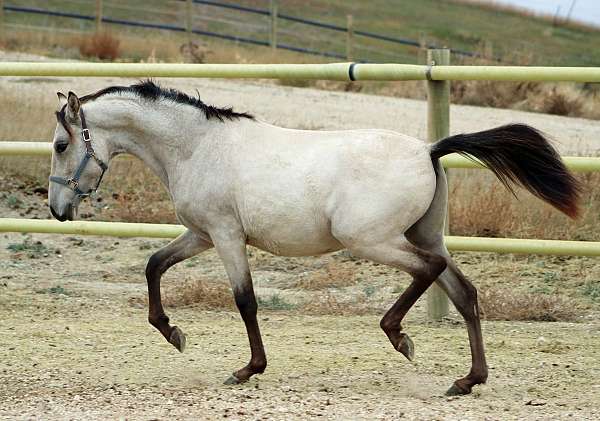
[1,218,598,257]
[3,62,600,82]
[2,141,599,172]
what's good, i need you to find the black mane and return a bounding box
[80,80,253,122]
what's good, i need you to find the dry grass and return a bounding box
[79,31,121,61]
[448,171,600,241]
[478,286,580,321]
[300,292,373,316]
[293,261,357,290]
[101,159,176,224]
[129,277,235,310]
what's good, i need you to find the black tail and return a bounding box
[430,124,581,218]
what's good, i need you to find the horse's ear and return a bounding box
[57,92,67,109]
[67,91,80,120]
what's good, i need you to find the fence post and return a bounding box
[186,0,193,42]
[426,48,451,321]
[346,14,353,61]
[270,0,278,51]
[418,32,427,64]
[0,0,4,43]
[95,0,103,33]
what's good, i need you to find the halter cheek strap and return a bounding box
[49,108,108,200]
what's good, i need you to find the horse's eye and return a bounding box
[55,142,68,153]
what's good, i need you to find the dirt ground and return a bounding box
[1,225,599,420]
[1,51,600,420]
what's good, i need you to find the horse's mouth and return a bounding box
[50,204,76,222]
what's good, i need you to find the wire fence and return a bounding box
[1,0,488,62]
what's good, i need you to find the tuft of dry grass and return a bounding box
[300,292,373,315]
[536,86,584,117]
[293,261,357,290]
[79,31,121,61]
[134,277,236,310]
[478,286,580,321]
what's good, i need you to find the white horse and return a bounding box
[48,81,580,395]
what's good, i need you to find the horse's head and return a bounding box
[48,92,108,221]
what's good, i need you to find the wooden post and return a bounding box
[95,0,103,33]
[270,0,278,51]
[0,0,4,42]
[418,32,427,64]
[346,14,354,61]
[426,48,451,321]
[186,0,193,42]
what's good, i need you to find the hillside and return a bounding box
[4,0,600,65]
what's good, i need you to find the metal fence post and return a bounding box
[426,48,450,321]
[95,0,103,33]
[270,0,278,50]
[346,14,353,61]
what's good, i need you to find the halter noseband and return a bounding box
[49,108,108,200]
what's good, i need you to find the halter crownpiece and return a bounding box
[49,107,108,200]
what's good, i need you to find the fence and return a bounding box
[1,0,482,63]
[1,54,600,320]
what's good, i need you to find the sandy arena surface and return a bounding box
[1,51,600,420]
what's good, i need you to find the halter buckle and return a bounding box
[82,128,91,142]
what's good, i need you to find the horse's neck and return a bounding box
[100,100,220,189]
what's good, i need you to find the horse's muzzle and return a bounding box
[50,205,73,222]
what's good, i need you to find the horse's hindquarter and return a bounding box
[231,123,437,256]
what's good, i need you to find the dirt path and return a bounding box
[1,239,599,420]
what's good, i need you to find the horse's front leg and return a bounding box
[146,229,212,352]
[211,228,267,384]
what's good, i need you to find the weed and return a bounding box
[6,195,23,209]
[184,257,199,268]
[37,285,70,296]
[581,281,600,302]
[7,239,49,258]
[363,285,377,297]
[257,294,296,311]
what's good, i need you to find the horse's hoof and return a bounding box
[223,374,243,385]
[396,334,414,361]
[169,326,187,353]
[445,383,470,396]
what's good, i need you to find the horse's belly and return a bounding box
[244,218,343,257]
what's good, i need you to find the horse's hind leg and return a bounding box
[146,230,212,352]
[436,260,488,395]
[406,232,488,395]
[343,236,447,361]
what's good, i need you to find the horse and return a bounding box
[48,80,580,395]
